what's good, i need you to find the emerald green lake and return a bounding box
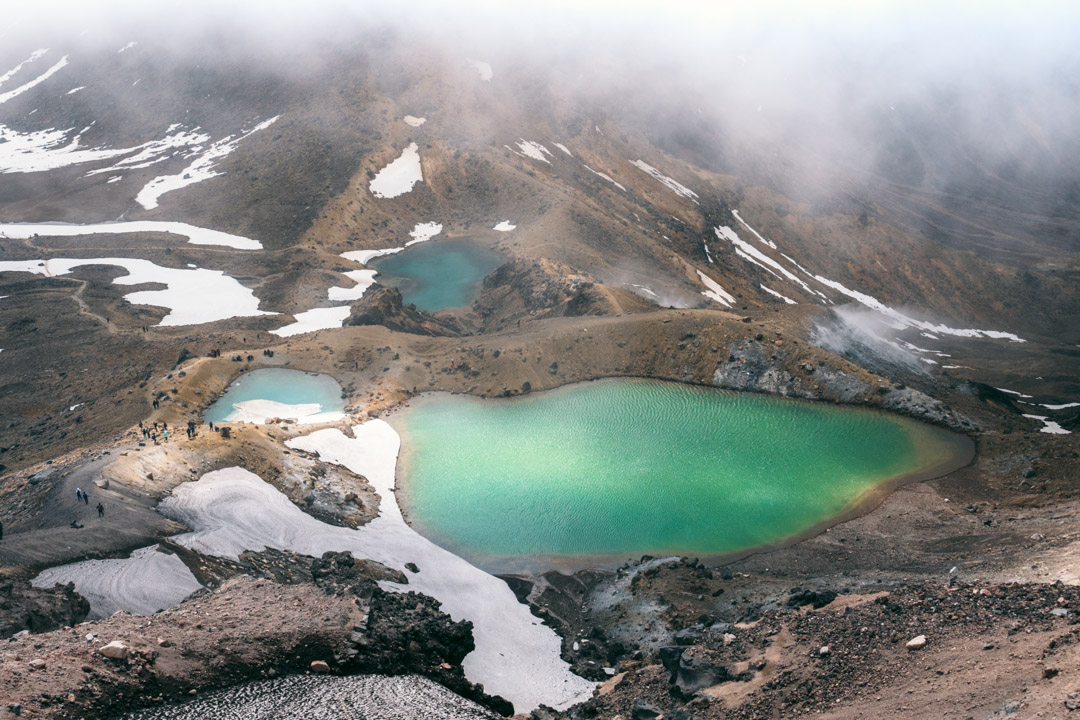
[394,380,971,568]
[371,239,504,312]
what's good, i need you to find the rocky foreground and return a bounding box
[0,552,509,720]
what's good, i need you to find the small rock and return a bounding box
[631,699,665,720]
[439,662,452,670]
[404,562,419,573]
[1043,667,1060,679]
[906,635,927,651]
[1032,533,1047,542]
[28,658,46,670]
[157,637,171,647]
[81,664,93,672]
[310,660,331,673]
[723,633,737,645]
[819,645,831,657]
[98,640,129,660]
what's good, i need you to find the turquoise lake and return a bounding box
[371,239,504,312]
[394,379,972,568]
[204,369,344,424]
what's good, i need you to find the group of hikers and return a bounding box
[68,486,104,530]
[138,420,168,443]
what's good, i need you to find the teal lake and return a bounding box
[204,369,344,424]
[394,379,972,568]
[371,239,504,312]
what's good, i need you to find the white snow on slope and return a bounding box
[995,387,1034,398]
[0,123,142,173]
[1022,414,1071,435]
[328,269,378,302]
[223,399,345,425]
[553,142,573,156]
[136,116,279,210]
[0,55,68,104]
[0,49,49,88]
[118,41,137,53]
[802,268,1027,343]
[403,115,426,127]
[66,86,84,95]
[467,59,493,81]
[406,221,442,246]
[0,220,262,250]
[583,164,626,191]
[697,270,735,307]
[369,142,423,198]
[85,126,211,175]
[341,247,403,265]
[0,257,273,326]
[32,545,202,620]
[270,306,351,338]
[493,221,516,231]
[1042,402,1080,410]
[714,225,817,297]
[761,284,796,304]
[508,139,552,164]
[732,209,776,249]
[630,159,699,203]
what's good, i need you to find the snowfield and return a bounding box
[0,220,263,250]
[0,257,273,326]
[369,143,423,198]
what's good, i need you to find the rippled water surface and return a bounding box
[204,368,344,424]
[371,239,503,311]
[395,380,970,565]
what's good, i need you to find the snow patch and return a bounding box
[406,221,442,246]
[223,399,344,425]
[328,269,378,302]
[761,284,797,304]
[0,55,68,105]
[0,221,262,250]
[403,115,426,127]
[630,159,699,203]
[369,142,423,198]
[0,49,49,89]
[135,116,279,210]
[715,225,817,297]
[66,86,84,95]
[270,306,351,338]
[467,59,493,81]
[32,545,203,620]
[995,387,1034,398]
[340,247,403,265]
[803,270,1026,343]
[493,221,516,232]
[731,209,777,249]
[508,139,552,164]
[697,270,735,307]
[553,142,573,156]
[117,41,137,53]
[0,257,273,326]
[1022,414,1071,435]
[1041,402,1080,410]
[583,164,626,191]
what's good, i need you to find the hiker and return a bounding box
[70,520,83,529]
[83,491,89,505]
[96,503,104,518]
[75,487,83,501]
[163,429,168,442]
[153,398,159,409]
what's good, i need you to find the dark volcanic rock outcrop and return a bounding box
[347,287,460,336]
[0,578,90,638]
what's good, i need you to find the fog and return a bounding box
[4,0,1079,256]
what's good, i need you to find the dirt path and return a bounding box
[0,449,187,574]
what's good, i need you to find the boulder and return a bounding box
[98,640,129,660]
[906,635,927,651]
[310,660,330,673]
